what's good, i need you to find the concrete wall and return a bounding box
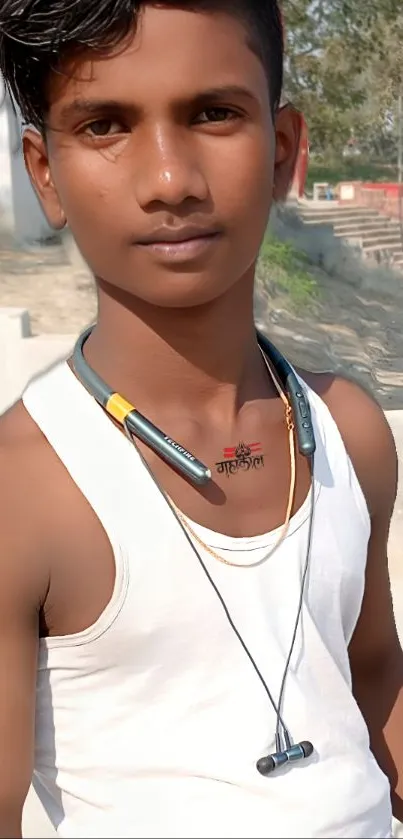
[0,308,75,416]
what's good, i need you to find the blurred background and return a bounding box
[2,0,403,412]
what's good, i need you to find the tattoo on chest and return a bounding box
[215,442,265,477]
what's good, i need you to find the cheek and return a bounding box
[206,133,273,225]
[52,161,130,273]
[51,146,130,231]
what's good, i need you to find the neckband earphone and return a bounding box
[72,324,317,776]
[73,326,316,486]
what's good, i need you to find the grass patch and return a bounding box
[258,233,319,310]
[305,160,398,191]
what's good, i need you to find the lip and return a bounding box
[136,230,221,262]
[136,225,221,245]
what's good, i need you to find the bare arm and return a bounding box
[0,416,49,837]
[346,394,403,820]
[308,373,403,820]
[349,504,403,821]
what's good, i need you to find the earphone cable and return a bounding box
[274,453,315,747]
[123,392,315,753]
[130,433,292,746]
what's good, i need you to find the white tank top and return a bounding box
[22,361,392,839]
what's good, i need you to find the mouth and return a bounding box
[135,227,222,263]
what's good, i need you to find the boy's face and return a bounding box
[25,5,300,309]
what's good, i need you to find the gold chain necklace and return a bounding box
[168,352,297,568]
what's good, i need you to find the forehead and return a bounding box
[49,6,268,111]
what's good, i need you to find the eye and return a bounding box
[83,119,126,137]
[195,107,240,125]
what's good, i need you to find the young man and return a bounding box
[0,2,402,837]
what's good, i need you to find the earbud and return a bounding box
[256,741,314,776]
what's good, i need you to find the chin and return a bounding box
[140,287,227,310]
[120,269,236,310]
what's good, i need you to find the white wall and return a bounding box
[0,80,55,242]
[0,97,12,212]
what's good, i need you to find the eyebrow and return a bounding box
[58,84,259,122]
[58,98,128,122]
[192,84,259,104]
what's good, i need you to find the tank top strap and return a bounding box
[22,361,145,548]
[295,371,370,531]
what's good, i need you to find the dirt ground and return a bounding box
[2,225,403,410]
[0,228,96,335]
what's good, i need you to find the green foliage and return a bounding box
[258,234,319,309]
[305,160,399,190]
[282,1,403,160]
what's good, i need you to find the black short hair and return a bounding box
[0,0,284,131]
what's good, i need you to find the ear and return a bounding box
[273,104,305,202]
[22,128,66,229]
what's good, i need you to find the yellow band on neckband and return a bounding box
[106,392,135,424]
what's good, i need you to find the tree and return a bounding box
[281,0,403,158]
[349,14,403,163]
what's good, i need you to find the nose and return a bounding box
[134,126,209,209]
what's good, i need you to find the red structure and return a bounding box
[281,4,310,199]
[290,113,309,198]
[339,181,403,220]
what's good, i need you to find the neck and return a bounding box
[84,270,270,421]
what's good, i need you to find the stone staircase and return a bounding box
[297,202,403,271]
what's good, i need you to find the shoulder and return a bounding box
[0,397,74,523]
[297,369,397,519]
[0,398,48,480]
[0,401,52,607]
[0,398,44,493]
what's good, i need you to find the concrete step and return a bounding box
[296,200,403,272]
[299,207,379,219]
[361,233,402,246]
[299,203,378,214]
[302,214,382,226]
[363,241,403,254]
[333,220,400,233]
[334,226,400,239]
